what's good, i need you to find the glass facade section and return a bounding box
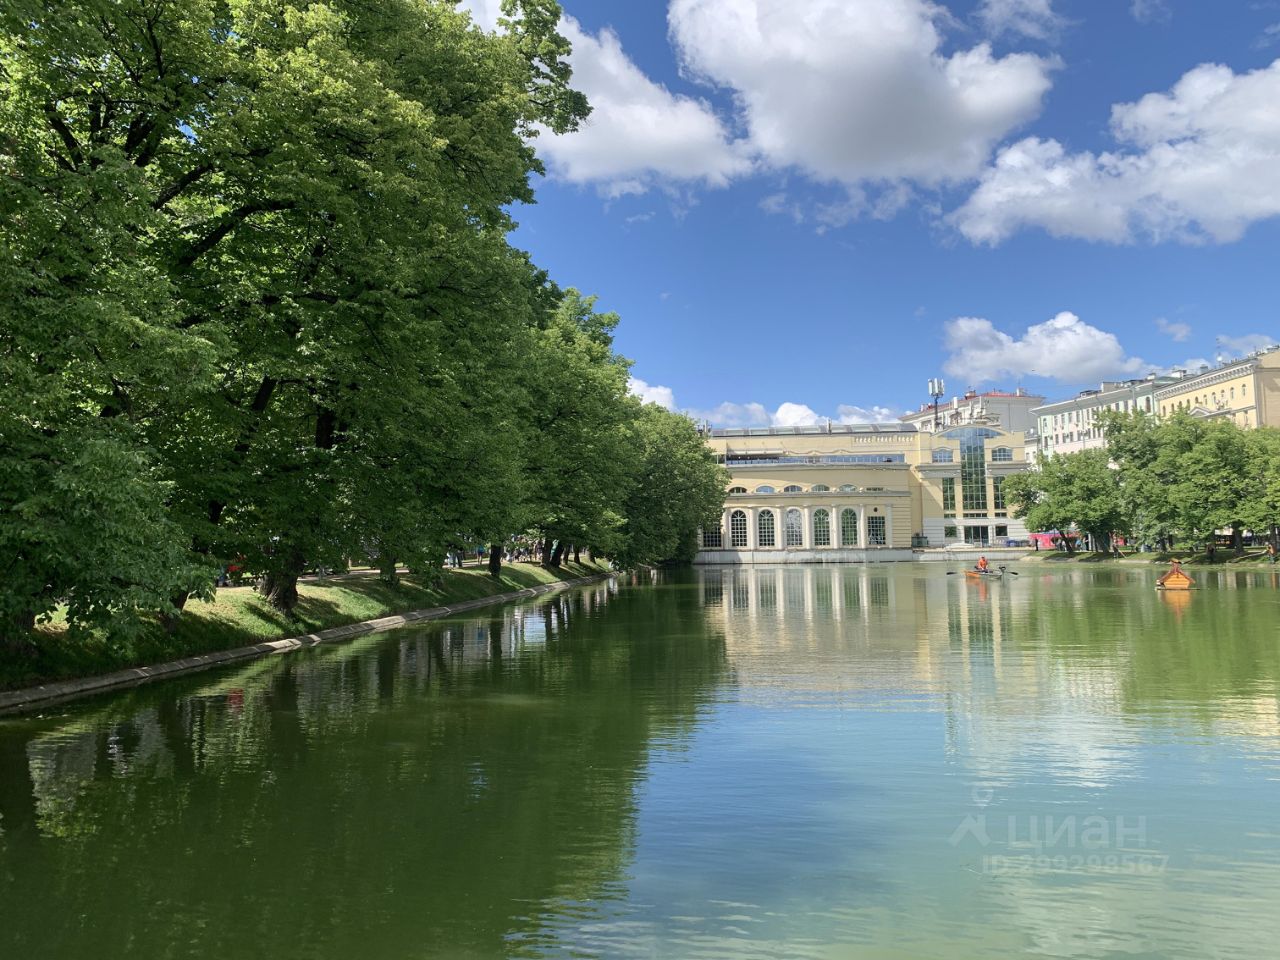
[784,508,803,546]
[702,525,723,549]
[813,509,831,546]
[932,449,953,463]
[992,476,1006,515]
[942,477,956,516]
[730,510,748,548]
[867,515,887,545]
[841,509,858,546]
[758,510,776,547]
[991,447,1013,462]
[944,427,999,515]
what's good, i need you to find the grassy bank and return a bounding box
[1028,549,1279,565]
[3,561,609,692]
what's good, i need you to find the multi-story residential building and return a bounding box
[1154,346,1280,427]
[695,422,1031,563]
[1033,375,1176,458]
[902,387,1044,435]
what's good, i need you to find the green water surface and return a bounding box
[2,564,1279,959]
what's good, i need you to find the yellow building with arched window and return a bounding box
[696,422,1031,563]
[1154,347,1280,428]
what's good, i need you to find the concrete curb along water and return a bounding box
[0,573,613,716]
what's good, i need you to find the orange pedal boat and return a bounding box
[1156,560,1195,591]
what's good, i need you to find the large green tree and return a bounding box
[612,404,729,569]
[520,288,636,567]
[1,0,589,634]
[1003,449,1124,552]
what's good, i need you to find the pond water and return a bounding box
[2,564,1279,959]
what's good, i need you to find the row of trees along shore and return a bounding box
[1003,411,1280,555]
[0,0,729,650]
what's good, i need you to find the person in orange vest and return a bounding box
[976,555,990,572]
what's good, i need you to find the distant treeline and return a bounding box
[0,1,727,646]
[1004,411,1280,553]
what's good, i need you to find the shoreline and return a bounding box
[0,572,612,716]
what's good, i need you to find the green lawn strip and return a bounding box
[3,561,608,692]
[1028,550,1277,565]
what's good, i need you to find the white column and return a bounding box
[746,507,756,550]
[722,508,732,549]
[859,507,869,548]
[801,505,812,549]
[884,505,893,547]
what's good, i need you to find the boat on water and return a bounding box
[1156,560,1196,591]
[964,567,1006,580]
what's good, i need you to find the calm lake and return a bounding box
[2,564,1279,959]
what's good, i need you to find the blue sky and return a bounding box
[462,0,1280,426]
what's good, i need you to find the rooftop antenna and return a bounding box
[928,377,945,429]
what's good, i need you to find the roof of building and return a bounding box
[709,422,918,438]
[1153,348,1279,397]
[1032,377,1176,414]
[907,388,1044,414]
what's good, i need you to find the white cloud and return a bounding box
[669,0,1057,186]
[456,0,503,30]
[689,399,903,428]
[641,382,902,428]
[456,3,747,195]
[1256,23,1280,49]
[952,59,1280,244]
[837,404,906,423]
[538,18,750,195]
[627,376,677,409]
[1155,317,1191,342]
[943,312,1155,384]
[1216,333,1278,357]
[1130,0,1171,24]
[978,0,1065,40]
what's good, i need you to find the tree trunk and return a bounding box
[259,570,300,613]
[259,542,306,614]
[549,540,564,568]
[378,551,399,585]
[541,536,555,567]
[573,544,582,565]
[1232,522,1244,556]
[488,542,502,577]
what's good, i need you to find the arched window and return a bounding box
[784,508,803,546]
[839,484,857,492]
[702,524,723,549]
[783,484,804,493]
[811,484,830,492]
[841,508,858,546]
[813,508,831,547]
[728,486,748,495]
[756,485,776,494]
[991,447,1013,462]
[730,510,748,548]
[931,449,953,463]
[757,510,776,547]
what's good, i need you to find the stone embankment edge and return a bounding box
[0,573,613,716]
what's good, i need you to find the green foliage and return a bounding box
[1088,411,1278,551]
[612,405,730,568]
[1,0,726,662]
[1003,449,1124,552]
